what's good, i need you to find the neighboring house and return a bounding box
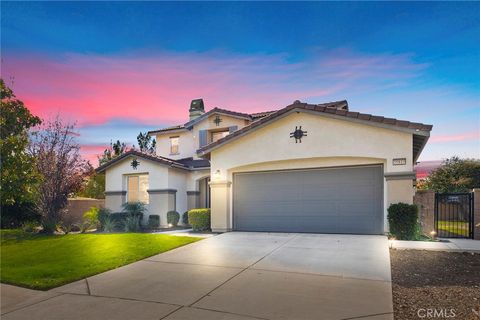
[97,98,432,234]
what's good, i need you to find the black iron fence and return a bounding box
[435,192,474,239]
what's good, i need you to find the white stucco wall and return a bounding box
[104,155,191,223]
[155,113,249,160]
[208,111,416,233]
[155,130,195,160]
[105,155,169,192]
[210,112,413,178]
[167,168,188,215]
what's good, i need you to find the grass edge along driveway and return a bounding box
[1,230,201,290]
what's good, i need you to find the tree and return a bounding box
[0,79,42,206]
[137,132,156,153]
[29,117,92,233]
[425,156,480,193]
[76,172,105,199]
[98,140,127,166]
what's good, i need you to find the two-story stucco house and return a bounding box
[97,98,432,234]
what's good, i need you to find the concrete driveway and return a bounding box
[2,232,393,320]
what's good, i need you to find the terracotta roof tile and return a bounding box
[197,100,433,156]
[96,150,188,173]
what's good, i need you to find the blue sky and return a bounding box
[2,2,479,164]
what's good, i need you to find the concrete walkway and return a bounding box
[2,232,393,320]
[389,238,480,252]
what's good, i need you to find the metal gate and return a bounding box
[435,193,474,239]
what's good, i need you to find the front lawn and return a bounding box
[1,230,201,290]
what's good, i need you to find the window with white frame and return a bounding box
[170,136,179,154]
[127,174,149,203]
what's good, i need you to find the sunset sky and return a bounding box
[2,2,479,166]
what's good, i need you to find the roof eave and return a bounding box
[197,107,433,157]
[185,109,252,129]
[95,151,189,173]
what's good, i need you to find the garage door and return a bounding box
[233,165,383,234]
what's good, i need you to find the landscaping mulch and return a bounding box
[390,249,480,320]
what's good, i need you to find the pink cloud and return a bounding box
[80,144,108,166]
[2,50,425,127]
[430,131,479,143]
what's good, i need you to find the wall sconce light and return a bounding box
[214,169,221,180]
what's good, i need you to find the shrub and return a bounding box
[122,202,146,218]
[80,221,92,233]
[109,212,128,230]
[387,203,419,240]
[97,207,111,229]
[167,211,180,227]
[148,215,160,229]
[188,208,211,231]
[103,216,117,233]
[1,202,40,229]
[83,207,100,228]
[124,215,141,232]
[182,211,189,225]
[22,221,39,233]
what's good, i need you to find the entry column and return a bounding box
[209,180,231,232]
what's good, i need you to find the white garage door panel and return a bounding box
[233,165,384,234]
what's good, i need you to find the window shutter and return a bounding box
[199,130,208,147]
[229,126,238,134]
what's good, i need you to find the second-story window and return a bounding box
[170,136,179,154]
[211,130,229,143]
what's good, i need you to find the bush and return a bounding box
[22,221,40,233]
[167,211,180,227]
[188,208,211,231]
[122,202,146,218]
[182,211,189,225]
[97,207,111,229]
[124,215,141,232]
[110,212,128,230]
[148,215,160,229]
[388,203,419,240]
[1,202,40,229]
[102,216,117,233]
[83,207,100,229]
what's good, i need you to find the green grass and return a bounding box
[437,220,469,237]
[1,230,201,290]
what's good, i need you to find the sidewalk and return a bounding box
[389,238,480,252]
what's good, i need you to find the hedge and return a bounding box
[188,208,211,231]
[387,203,419,240]
[182,211,189,225]
[167,211,180,227]
[148,215,160,229]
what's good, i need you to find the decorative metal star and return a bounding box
[213,115,222,126]
[290,126,308,143]
[131,158,140,170]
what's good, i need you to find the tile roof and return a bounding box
[148,106,281,135]
[148,125,186,135]
[197,100,433,157]
[175,157,211,169]
[184,107,252,129]
[96,150,189,173]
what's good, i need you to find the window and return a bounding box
[210,130,229,143]
[170,136,179,154]
[127,174,149,203]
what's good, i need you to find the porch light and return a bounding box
[430,230,437,240]
[213,170,221,180]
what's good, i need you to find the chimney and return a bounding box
[189,98,205,121]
